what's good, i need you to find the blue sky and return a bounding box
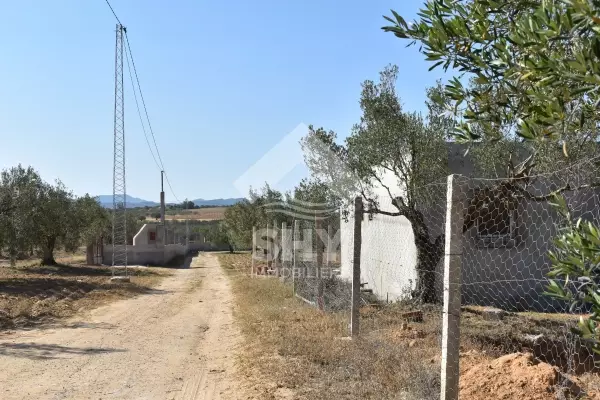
[0,0,447,202]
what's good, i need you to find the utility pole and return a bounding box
[160,170,166,244]
[112,23,127,276]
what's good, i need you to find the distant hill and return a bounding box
[96,195,159,208]
[96,195,244,208]
[192,198,245,207]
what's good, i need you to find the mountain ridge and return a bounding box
[95,195,244,208]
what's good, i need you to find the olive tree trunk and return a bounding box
[40,237,57,265]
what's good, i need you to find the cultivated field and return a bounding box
[164,206,227,221]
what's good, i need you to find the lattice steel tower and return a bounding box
[112,24,127,273]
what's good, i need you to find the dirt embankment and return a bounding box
[460,352,600,400]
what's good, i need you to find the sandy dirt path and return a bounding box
[0,253,243,400]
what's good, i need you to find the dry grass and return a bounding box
[0,260,172,331]
[164,207,226,221]
[221,253,600,400]
[0,248,87,268]
[219,253,440,400]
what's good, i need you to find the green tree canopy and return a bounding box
[302,65,450,302]
[383,0,600,146]
[0,165,111,265]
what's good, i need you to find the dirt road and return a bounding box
[0,253,243,400]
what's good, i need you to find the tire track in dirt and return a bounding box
[0,253,243,400]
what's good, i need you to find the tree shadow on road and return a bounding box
[0,277,171,299]
[19,264,167,277]
[10,321,119,333]
[0,342,127,360]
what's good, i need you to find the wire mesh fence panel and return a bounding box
[454,163,600,397]
[244,155,600,398]
[288,217,350,313]
[353,160,600,398]
[348,180,449,399]
[292,218,320,307]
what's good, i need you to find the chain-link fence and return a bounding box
[349,159,600,399]
[250,157,600,398]
[251,216,350,310]
[290,219,350,312]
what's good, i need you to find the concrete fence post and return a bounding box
[326,225,332,268]
[281,221,289,282]
[440,174,464,400]
[251,226,256,277]
[315,217,324,311]
[293,220,299,295]
[266,223,272,275]
[351,196,363,338]
[273,219,281,277]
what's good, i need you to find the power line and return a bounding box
[124,45,162,172]
[124,31,181,204]
[123,32,166,171]
[163,172,181,204]
[102,0,182,204]
[103,0,122,25]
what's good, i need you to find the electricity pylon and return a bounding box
[112,23,127,274]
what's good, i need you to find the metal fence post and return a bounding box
[441,175,464,400]
[351,196,363,338]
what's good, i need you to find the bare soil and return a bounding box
[460,352,600,400]
[0,253,244,399]
[0,261,171,330]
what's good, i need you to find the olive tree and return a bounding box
[383,0,600,144]
[33,180,78,265]
[302,65,450,302]
[0,165,44,263]
[223,199,261,249]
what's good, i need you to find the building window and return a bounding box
[149,231,156,241]
[476,203,518,248]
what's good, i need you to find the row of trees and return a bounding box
[221,180,338,251]
[0,165,136,266]
[222,61,598,302]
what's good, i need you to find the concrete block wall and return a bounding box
[103,244,186,266]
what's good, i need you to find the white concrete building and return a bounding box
[339,170,419,302]
[338,143,600,311]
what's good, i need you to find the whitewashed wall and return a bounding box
[339,171,418,302]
